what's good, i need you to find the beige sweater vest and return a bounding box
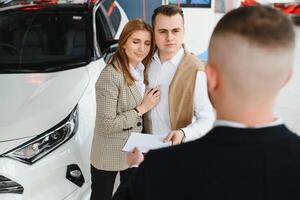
[169,52,205,130]
[144,52,205,133]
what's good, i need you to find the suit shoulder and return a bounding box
[102,64,123,78]
[286,130,300,148]
[98,64,123,84]
[95,64,123,90]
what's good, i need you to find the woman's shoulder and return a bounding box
[100,63,123,81]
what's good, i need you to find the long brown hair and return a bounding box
[109,19,155,86]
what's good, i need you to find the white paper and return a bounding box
[122,132,172,153]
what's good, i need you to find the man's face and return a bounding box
[153,13,184,57]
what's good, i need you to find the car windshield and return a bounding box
[0,9,88,73]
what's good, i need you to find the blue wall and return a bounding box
[118,0,162,23]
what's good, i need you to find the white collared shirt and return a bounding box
[147,47,215,141]
[214,119,283,129]
[130,63,145,96]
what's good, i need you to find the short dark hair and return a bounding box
[152,5,184,28]
[212,5,295,48]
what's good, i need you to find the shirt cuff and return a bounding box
[180,127,194,142]
[179,128,186,143]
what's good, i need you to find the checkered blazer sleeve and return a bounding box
[95,66,139,134]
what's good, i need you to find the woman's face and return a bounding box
[123,30,152,67]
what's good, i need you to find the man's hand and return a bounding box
[164,130,185,145]
[126,147,144,167]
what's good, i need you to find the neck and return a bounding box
[158,51,178,64]
[129,62,139,68]
[215,100,275,127]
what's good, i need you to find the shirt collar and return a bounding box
[153,47,184,66]
[214,118,283,129]
[129,62,145,73]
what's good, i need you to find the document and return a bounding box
[122,132,172,153]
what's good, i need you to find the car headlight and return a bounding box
[3,106,78,165]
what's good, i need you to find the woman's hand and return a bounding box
[136,86,160,114]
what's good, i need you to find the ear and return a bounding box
[205,64,218,93]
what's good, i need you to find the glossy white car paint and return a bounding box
[0,59,105,200]
[114,1,128,39]
[0,0,127,198]
[0,68,89,142]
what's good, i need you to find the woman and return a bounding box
[90,19,159,200]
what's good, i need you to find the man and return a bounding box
[113,5,300,200]
[138,5,214,144]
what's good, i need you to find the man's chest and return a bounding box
[148,62,177,88]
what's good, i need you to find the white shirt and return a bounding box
[147,47,215,142]
[214,119,283,129]
[130,63,145,96]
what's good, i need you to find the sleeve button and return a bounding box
[137,122,142,127]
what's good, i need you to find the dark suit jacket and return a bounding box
[113,125,300,200]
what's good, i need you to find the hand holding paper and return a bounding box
[126,147,144,167]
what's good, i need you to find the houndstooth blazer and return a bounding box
[90,63,143,171]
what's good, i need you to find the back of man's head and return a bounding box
[208,5,295,104]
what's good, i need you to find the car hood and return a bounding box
[0,67,89,142]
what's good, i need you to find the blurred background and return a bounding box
[118,0,300,133]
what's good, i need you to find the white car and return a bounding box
[0,0,127,199]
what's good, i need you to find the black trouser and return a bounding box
[90,165,130,200]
